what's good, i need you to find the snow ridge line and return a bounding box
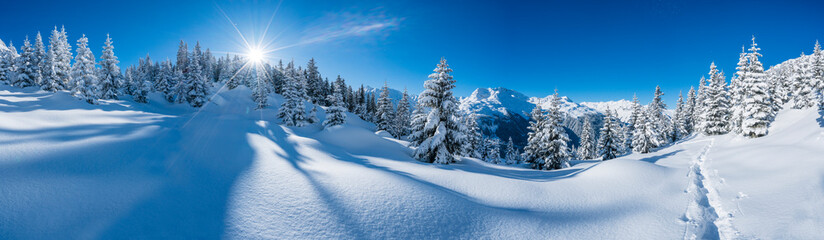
[682,139,740,240]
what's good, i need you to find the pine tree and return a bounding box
[811,41,824,108]
[694,76,708,132]
[44,26,72,90]
[97,34,120,100]
[13,37,36,88]
[70,35,98,104]
[251,66,269,109]
[505,137,519,164]
[308,105,319,124]
[523,103,546,168]
[176,40,188,73]
[598,110,622,160]
[685,87,697,134]
[0,41,15,84]
[184,42,209,107]
[133,75,151,103]
[791,53,814,109]
[305,58,324,104]
[741,36,773,138]
[408,101,427,147]
[375,82,396,134]
[462,113,482,158]
[485,138,501,164]
[541,90,571,170]
[395,88,412,137]
[702,63,731,135]
[577,115,596,160]
[413,58,466,164]
[278,68,309,126]
[323,76,347,128]
[648,86,668,143]
[674,91,689,139]
[32,32,46,86]
[730,46,749,132]
[155,60,176,102]
[632,110,659,154]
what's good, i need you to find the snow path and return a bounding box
[682,139,740,240]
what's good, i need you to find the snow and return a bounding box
[0,38,7,51]
[1,84,823,239]
[582,99,634,122]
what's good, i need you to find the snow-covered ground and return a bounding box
[1,85,822,239]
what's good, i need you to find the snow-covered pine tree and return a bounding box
[70,35,98,104]
[461,113,482,158]
[97,34,120,100]
[485,138,501,164]
[702,64,731,135]
[685,87,697,134]
[133,73,151,103]
[155,60,175,102]
[395,88,412,137]
[523,103,546,168]
[505,137,519,164]
[791,53,814,109]
[305,58,324,104]
[407,101,427,147]
[184,42,209,107]
[13,37,36,88]
[632,110,659,154]
[202,48,216,82]
[730,46,748,132]
[577,115,596,160]
[44,26,72,90]
[597,110,622,160]
[375,82,396,135]
[323,76,347,128]
[0,41,15,84]
[413,58,466,164]
[176,40,188,73]
[32,32,46,86]
[648,86,668,143]
[694,76,707,133]
[741,37,774,138]
[542,90,571,170]
[674,91,689,139]
[278,67,309,126]
[811,41,824,108]
[252,66,269,109]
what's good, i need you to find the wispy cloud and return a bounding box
[272,8,401,51]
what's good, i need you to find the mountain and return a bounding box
[459,87,611,149]
[364,85,416,107]
[0,38,8,52]
[581,99,635,122]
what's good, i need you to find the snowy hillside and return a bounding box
[1,83,822,239]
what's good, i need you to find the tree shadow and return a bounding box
[817,110,824,127]
[638,150,684,164]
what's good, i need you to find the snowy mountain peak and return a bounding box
[0,38,8,52]
[461,87,534,117]
[581,99,635,122]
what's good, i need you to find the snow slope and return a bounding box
[1,84,822,239]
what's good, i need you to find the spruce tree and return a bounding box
[811,41,824,108]
[97,34,121,100]
[648,86,668,143]
[694,76,708,132]
[278,68,308,126]
[674,91,689,139]
[408,101,427,147]
[505,137,519,164]
[523,103,546,168]
[741,37,773,138]
[541,91,571,170]
[32,32,46,86]
[375,82,396,134]
[308,105,319,124]
[13,37,36,88]
[323,76,347,128]
[44,26,72,90]
[155,60,176,102]
[184,42,209,107]
[252,66,269,109]
[462,113,482,158]
[702,63,731,135]
[730,46,749,132]
[176,40,188,73]
[632,110,659,154]
[413,58,466,164]
[577,115,596,160]
[685,87,697,134]
[395,88,412,137]
[70,35,98,104]
[597,110,621,160]
[485,138,501,164]
[0,41,15,84]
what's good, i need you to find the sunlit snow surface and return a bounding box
[1,84,822,239]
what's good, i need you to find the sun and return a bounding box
[247,47,264,63]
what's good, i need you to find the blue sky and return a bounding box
[1,0,823,106]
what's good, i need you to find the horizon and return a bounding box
[1,0,823,107]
